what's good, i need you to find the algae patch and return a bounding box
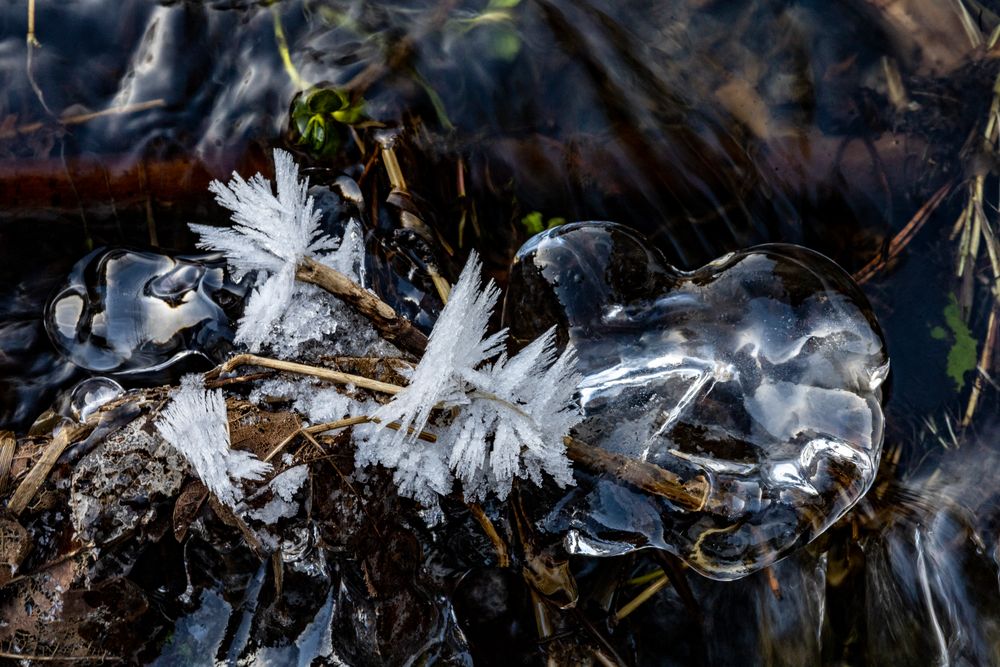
[930,294,978,391]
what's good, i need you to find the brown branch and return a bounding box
[468,502,510,567]
[296,256,428,356]
[563,436,709,512]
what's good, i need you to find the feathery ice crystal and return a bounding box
[155,374,271,507]
[360,252,581,505]
[189,148,343,352]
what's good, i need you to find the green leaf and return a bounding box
[289,86,366,157]
[520,212,567,236]
[521,211,545,235]
[487,26,521,62]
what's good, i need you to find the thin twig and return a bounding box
[0,100,167,140]
[8,423,95,515]
[263,428,305,463]
[468,502,510,567]
[854,183,952,284]
[296,256,428,356]
[266,412,438,462]
[308,414,437,441]
[0,650,118,663]
[304,415,372,435]
[204,370,275,389]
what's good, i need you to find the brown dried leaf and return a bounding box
[227,400,301,461]
[172,480,209,543]
[0,517,29,586]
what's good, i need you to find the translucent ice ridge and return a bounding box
[504,222,889,580]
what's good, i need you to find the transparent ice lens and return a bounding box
[504,222,889,580]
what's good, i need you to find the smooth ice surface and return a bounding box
[44,248,243,374]
[504,222,889,580]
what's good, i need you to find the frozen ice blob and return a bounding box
[504,222,889,580]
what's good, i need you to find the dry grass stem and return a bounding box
[220,353,405,395]
[304,415,372,435]
[0,432,14,496]
[614,571,670,622]
[963,304,998,426]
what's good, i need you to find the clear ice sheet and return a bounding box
[44,248,244,375]
[504,222,889,580]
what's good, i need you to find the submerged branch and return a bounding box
[563,436,709,512]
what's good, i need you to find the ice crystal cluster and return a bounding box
[358,253,582,505]
[190,149,373,357]
[188,149,583,507]
[155,374,271,507]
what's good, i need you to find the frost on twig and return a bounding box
[357,252,581,505]
[155,374,271,507]
[190,148,368,354]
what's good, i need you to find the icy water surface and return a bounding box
[0,0,998,664]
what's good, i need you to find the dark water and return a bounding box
[0,0,998,664]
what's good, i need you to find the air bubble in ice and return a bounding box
[504,222,889,580]
[66,377,124,422]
